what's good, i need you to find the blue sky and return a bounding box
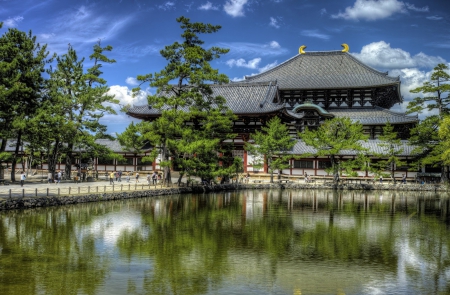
[1,0,450,134]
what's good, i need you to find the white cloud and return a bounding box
[224,0,248,17]
[320,8,327,15]
[258,60,278,73]
[426,15,443,20]
[198,1,219,10]
[269,41,280,49]
[3,16,23,27]
[107,85,149,107]
[332,0,406,21]
[39,33,55,40]
[301,30,330,40]
[158,1,175,10]
[125,77,139,86]
[405,3,428,12]
[226,58,261,69]
[352,41,447,69]
[227,58,278,80]
[40,5,134,55]
[270,17,280,28]
[215,41,288,57]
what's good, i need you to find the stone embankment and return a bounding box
[0,182,446,211]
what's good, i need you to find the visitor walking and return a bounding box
[379,175,383,184]
[402,174,406,184]
[20,171,26,187]
[109,171,115,185]
[146,174,151,184]
[57,171,62,184]
[118,170,122,182]
[126,172,130,182]
[135,172,140,183]
[152,171,157,184]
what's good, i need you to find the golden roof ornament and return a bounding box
[299,45,306,54]
[341,43,349,52]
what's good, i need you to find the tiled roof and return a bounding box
[292,139,415,156]
[244,51,400,90]
[330,107,418,125]
[127,81,284,116]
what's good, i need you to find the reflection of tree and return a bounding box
[405,197,450,293]
[0,205,111,295]
[1,190,449,294]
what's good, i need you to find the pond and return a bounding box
[0,189,449,295]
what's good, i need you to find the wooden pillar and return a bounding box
[314,157,318,176]
[244,150,248,173]
[290,158,293,175]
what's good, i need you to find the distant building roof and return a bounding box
[243,51,400,90]
[331,107,418,125]
[127,81,283,117]
[292,139,415,156]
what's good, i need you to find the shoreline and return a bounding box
[0,182,448,211]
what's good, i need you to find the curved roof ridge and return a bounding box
[244,54,301,81]
[346,52,399,82]
[221,80,277,87]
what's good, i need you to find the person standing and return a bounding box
[146,174,151,184]
[109,171,115,185]
[135,172,140,183]
[126,171,130,182]
[20,171,26,187]
[152,171,157,184]
[118,170,122,182]
[57,171,62,184]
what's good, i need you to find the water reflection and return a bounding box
[0,190,449,294]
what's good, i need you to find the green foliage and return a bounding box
[245,116,296,183]
[299,117,368,182]
[0,27,53,179]
[407,63,450,181]
[372,122,407,182]
[126,16,235,184]
[407,64,450,116]
[41,42,119,176]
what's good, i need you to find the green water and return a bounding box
[1,190,449,295]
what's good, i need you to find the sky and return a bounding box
[1,0,450,135]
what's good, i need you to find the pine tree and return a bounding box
[407,63,450,182]
[0,27,52,181]
[245,116,296,183]
[125,16,235,185]
[299,117,368,182]
[372,122,407,183]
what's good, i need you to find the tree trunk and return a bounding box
[0,138,6,180]
[47,140,60,181]
[161,140,171,186]
[441,165,449,183]
[65,144,74,178]
[331,155,340,183]
[10,130,22,182]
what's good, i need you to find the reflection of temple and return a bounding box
[127,46,419,177]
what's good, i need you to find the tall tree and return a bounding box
[407,63,450,182]
[45,43,119,178]
[0,27,52,181]
[299,117,368,182]
[245,116,296,183]
[127,16,234,185]
[372,122,407,183]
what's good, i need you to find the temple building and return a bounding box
[127,46,421,178]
